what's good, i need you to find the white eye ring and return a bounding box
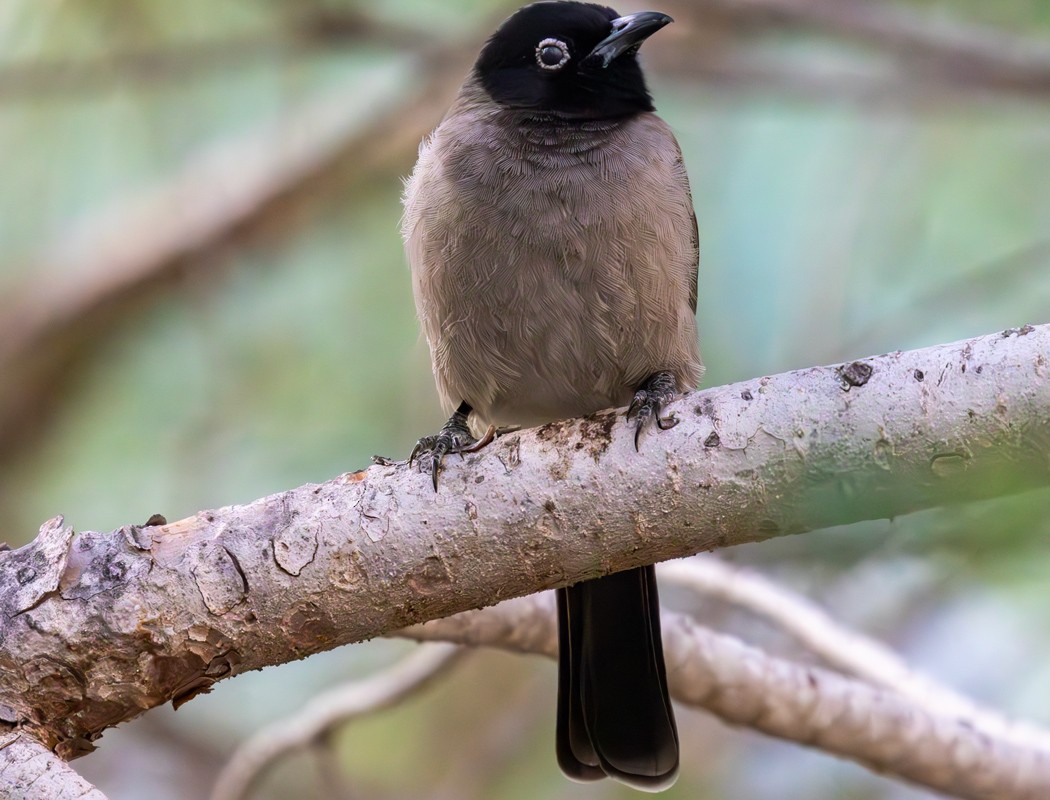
[535,38,570,70]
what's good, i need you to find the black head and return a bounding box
[474,2,672,119]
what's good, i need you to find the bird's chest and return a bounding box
[403,117,683,424]
[430,136,635,296]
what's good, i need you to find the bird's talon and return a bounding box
[409,436,436,467]
[626,393,645,420]
[629,371,681,449]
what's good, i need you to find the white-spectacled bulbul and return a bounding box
[402,2,702,790]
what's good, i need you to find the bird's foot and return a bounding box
[409,403,476,490]
[626,371,679,450]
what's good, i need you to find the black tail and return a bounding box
[556,565,679,791]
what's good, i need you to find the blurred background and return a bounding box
[2,0,1049,798]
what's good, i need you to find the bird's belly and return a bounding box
[427,245,656,428]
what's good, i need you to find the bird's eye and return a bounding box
[535,38,570,70]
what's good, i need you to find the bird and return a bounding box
[401,2,701,791]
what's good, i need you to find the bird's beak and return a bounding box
[584,11,673,68]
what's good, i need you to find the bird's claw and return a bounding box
[410,414,477,491]
[626,371,679,451]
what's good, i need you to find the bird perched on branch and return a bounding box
[402,1,701,790]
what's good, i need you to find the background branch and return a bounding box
[659,556,1050,752]
[400,594,1050,800]
[211,643,463,800]
[214,543,1050,800]
[692,0,1050,92]
[0,50,470,478]
[0,10,441,100]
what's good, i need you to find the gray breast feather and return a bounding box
[403,90,702,428]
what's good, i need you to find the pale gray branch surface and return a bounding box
[0,325,1047,790]
[0,735,109,800]
[401,593,1050,800]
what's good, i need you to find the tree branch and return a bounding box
[659,557,1050,752]
[210,643,463,800]
[641,0,1050,109]
[0,325,1047,792]
[0,734,108,800]
[399,594,1050,800]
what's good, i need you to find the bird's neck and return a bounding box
[504,110,636,153]
[450,79,642,154]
